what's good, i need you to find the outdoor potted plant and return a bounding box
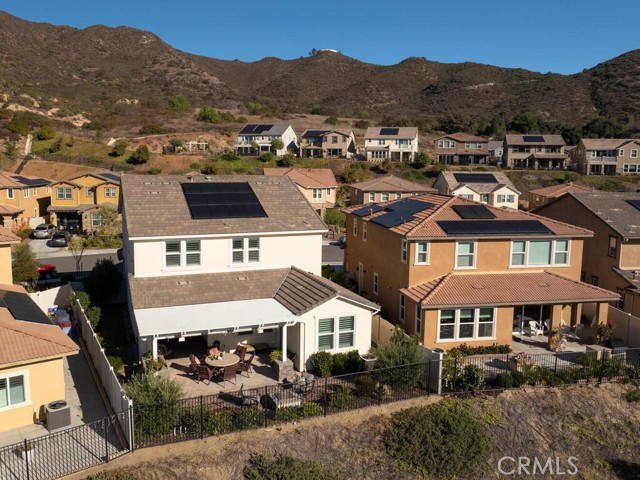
[549,328,566,352]
[360,351,377,371]
[142,352,166,375]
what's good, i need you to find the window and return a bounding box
[617,288,625,310]
[104,187,117,198]
[46,186,51,195]
[415,304,422,335]
[0,373,27,409]
[618,149,624,157]
[232,237,259,264]
[332,136,338,144]
[326,188,331,196]
[165,240,201,267]
[378,139,386,145]
[415,241,429,265]
[91,214,101,228]
[318,316,355,351]
[395,192,402,199]
[34,207,38,217]
[6,188,13,199]
[608,236,617,257]
[591,276,599,286]
[632,149,638,159]
[381,192,390,201]
[312,188,322,199]
[86,187,94,198]
[362,222,367,241]
[56,187,72,200]
[373,272,378,295]
[437,308,495,341]
[401,238,407,263]
[33,187,37,196]
[455,241,476,269]
[368,192,375,202]
[460,194,474,200]
[510,240,570,267]
[352,219,357,237]
[399,295,405,323]
[480,194,489,203]
[23,188,29,198]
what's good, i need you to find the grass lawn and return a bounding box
[32,137,113,158]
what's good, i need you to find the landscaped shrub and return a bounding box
[269,349,282,362]
[220,152,240,161]
[328,385,353,410]
[495,372,514,389]
[126,374,183,440]
[85,306,101,329]
[68,291,91,311]
[204,411,235,435]
[84,258,122,304]
[244,454,339,480]
[374,328,426,391]
[384,400,489,478]
[233,407,264,429]
[331,352,347,375]
[301,402,323,417]
[459,364,485,392]
[600,358,626,378]
[107,355,124,374]
[86,472,140,480]
[258,152,276,162]
[447,343,512,356]
[354,375,377,396]
[344,350,364,373]
[625,388,640,403]
[274,406,300,422]
[310,351,333,377]
[17,227,33,240]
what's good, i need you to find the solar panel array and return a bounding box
[239,124,274,134]
[304,130,330,137]
[523,135,545,142]
[627,200,640,211]
[452,173,497,183]
[98,173,121,183]
[182,182,267,220]
[369,198,433,228]
[12,175,49,186]
[352,204,386,217]
[380,127,399,135]
[437,220,553,236]
[0,290,52,324]
[452,205,496,219]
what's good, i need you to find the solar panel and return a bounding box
[523,135,544,142]
[452,173,497,183]
[12,175,49,186]
[98,173,121,183]
[352,204,386,217]
[437,220,553,236]
[239,124,274,134]
[385,198,431,215]
[372,211,413,228]
[453,205,496,219]
[182,182,267,220]
[0,290,52,325]
[304,130,330,137]
[380,127,399,135]
[627,200,640,211]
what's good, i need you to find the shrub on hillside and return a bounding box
[127,145,150,164]
[138,124,164,135]
[244,454,339,480]
[258,152,276,162]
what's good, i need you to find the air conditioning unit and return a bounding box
[46,400,71,432]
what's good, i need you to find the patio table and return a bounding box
[205,352,240,368]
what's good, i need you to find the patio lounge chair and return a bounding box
[237,352,255,377]
[240,384,260,406]
[196,364,215,385]
[215,364,237,387]
[529,321,544,336]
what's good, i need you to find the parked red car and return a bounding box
[37,264,57,280]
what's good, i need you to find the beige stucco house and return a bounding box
[503,135,568,170]
[0,172,51,230]
[234,124,298,156]
[263,168,338,218]
[527,182,596,209]
[572,138,640,176]
[299,130,356,159]
[348,175,436,206]
[433,171,520,209]
[434,133,489,165]
[364,127,418,162]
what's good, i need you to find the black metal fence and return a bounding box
[132,362,432,449]
[0,413,128,480]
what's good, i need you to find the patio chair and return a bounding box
[215,364,237,387]
[158,343,172,358]
[234,345,248,363]
[294,372,315,398]
[196,364,215,385]
[529,321,544,336]
[189,354,201,376]
[236,352,255,377]
[240,383,260,407]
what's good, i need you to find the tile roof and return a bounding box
[0,171,51,188]
[262,168,338,188]
[436,132,488,142]
[364,127,418,139]
[349,175,436,193]
[613,268,640,291]
[344,194,592,239]
[128,267,378,314]
[0,204,23,215]
[121,174,326,238]
[488,141,503,151]
[505,134,566,146]
[0,227,20,244]
[0,308,78,366]
[562,192,640,238]
[401,271,619,307]
[529,182,596,197]
[438,171,520,194]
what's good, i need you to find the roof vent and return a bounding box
[538,282,550,288]
[236,276,248,281]
[176,280,191,286]
[149,191,160,195]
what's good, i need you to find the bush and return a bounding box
[354,375,377,396]
[448,343,512,357]
[11,242,39,283]
[324,116,338,125]
[17,227,33,240]
[167,94,190,112]
[258,152,275,162]
[138,124,164,135]
[324,209,346,228]
[328,385,353,410]
[495,372,514,389]
[127,145,151,165]
[197,106,222,124]
[84,258,122,304]
[274,406,300,422]
[233,407,264,429]
[200,162,219,175]
[277,153,296,167]
[35,125,56,140]
[68,291,91,311]
[111,139,128,157]
[85,306,101,329]
[147,168,161,175]
[220,152,240,161]
[301,402,323,417]
[107,355,124,374]
[126,373,183,439]
[354,120,369,129]
[384,400,489,478]
[310,351,333,377]
[332,352,347,375]
[459,364,485,392]
[204,411,235,435]
[269,349,282,362]
[344,350,364,373]
[374,328,426,391]
[625,388,640,403]
[244,454,339,480]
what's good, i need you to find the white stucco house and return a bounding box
[364,127,419,162]
[121,174,378,371]
[234,124,298,156]
[433,171,520,210]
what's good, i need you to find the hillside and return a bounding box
[1,11,640,132]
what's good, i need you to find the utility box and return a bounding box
[46,400,71,432]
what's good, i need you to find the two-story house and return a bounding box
[0,227,20,284]
[299,130,356,159]
[348,175,436,206]
[572,138,640,176]
[527,183,596,209]
[263,168,338,218]
[503,135,568,170]
[488,140,504,162]
[434,133,489,165]
[0,172,51,230]
[433,171,520,209]
[121,174,378,371]
[343,194,617,350]
[48,173,120,234]
[535,192,640,317]
[234,124,298,156]
[364,127,418,162]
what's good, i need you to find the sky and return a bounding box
[2,0,639,74]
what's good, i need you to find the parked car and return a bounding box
[37,263,57,280]
[50,232,70,247]
[333,236,347,249]
[33,223,56,239]
[63,219,81,234]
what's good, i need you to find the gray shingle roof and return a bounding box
[505,134,566,146]
[568,192,640,238]
[121,174,327,238]
[439,171,520,194]
[350,175,435,192]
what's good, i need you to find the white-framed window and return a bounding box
[455,241,476,269]
[362,222,367,241]
[632,149,638,159]
[0,372,28,410]
[318,316,355,351]
[460,194,474,200]
[480,194,489,203]
[56,187,72,200]
[332,136,338,144]
[510,239,570,267]
[326,188,331,196]
[165,240,201,268]
[46,186,51,195]
[231,237,259,264]
[373,272,378,295]
[86,187,94,197]
[33,187,37,196]
[437,308,495,341]
[618,149,624,157]
[378,139,386,145]
[352,219,358,237]
[395,192,402,199]
[623,164,640,174]
[104,187,117,198]
[91,213,101,228]
[399,294,405,323]
[6,188,14,199]
[368,192,375,202]
[312,188,322,199]
[415,304,422,335]
[497,194,515,203]
[608,236,617,257]
[415,241,429,265]
[381,192,390,201]
[23,188,29,198]
[401,238,407,263]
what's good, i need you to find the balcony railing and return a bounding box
[590,156,618,163]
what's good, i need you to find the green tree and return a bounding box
[197,106,222,124]
[325,116,338,125]
[169,138,183,148]
[95,205,121,236]
[354,119,369,129]
[127,145,151,164]
[167,94,190,112]
[111,139,128,157]
[374,327,427,369]
[84,258,122,304]
[4,141,18,160]
[277,153,296,167]
[582,117,623,138]
[11,242,39,283]
[270,138,285,152]
[35,125,56,140]
[138,124,164,135]
[48,137,63,153]
[5,117,29,136]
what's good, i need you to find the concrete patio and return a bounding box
[511,325,595,355]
